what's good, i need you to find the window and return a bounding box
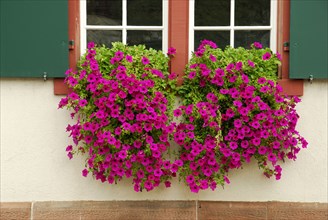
[80,0,168,53]
[55,0,307,95]
[189,0,277,53]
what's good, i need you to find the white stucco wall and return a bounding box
[0,79,327,202]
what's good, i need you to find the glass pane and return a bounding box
[195,0,230,26]
[87,0,122,25]
[194,31,230,50]
[235,0,270,26]
[127,0,162,26]
[127,30,162,50]
[234,30,270,48]
[87,30,122,48]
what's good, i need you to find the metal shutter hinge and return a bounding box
[283,42,289,52]
[69,40,75,50]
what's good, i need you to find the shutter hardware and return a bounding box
[283,42,289,52]
[43,72,47,81]
[69,40,75,50]
[309,75,313,84]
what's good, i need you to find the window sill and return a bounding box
[277,79,304,96]
[54,78,304,96]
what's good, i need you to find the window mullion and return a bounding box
[270,0,277,52]
[230,0,235,47]
[189,0,195,55]
[80,0,87,54]
[162,0,168,53]
[234,26,272,30]
[122,0,127,44]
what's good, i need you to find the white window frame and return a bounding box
[80,0,168,54]
[189,0,277,56]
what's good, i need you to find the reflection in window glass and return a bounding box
[127,30,162,50]
[234,30,270,48]
[195,31,230,50]
[87,0,122,25]
[127,0,162,26]
[87,30,122,48]
[235,0,270,26]
[195,0,230,26]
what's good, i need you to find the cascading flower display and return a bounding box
[59,40,307,193]
[59,42,178,192]
[174,40,307,192]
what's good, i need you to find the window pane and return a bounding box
[87,30,122,48]
[235,0,270,26]
[194,31,230,50]
[127,30,162,50]
[195,0,230,26]
[87,0,122,25]
[234,30,270,48]
[127,0,162,26]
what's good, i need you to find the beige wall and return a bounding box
[1,79,327,202]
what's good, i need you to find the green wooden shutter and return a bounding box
[0,0,68,78]
[289,0,328,79]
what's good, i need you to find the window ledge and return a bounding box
[54,79,70,95]
[54,78,304,96]
[277,79,304,96]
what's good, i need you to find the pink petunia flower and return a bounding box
[253,42,263,49]
[125,55,133,62]
[141,56,150,65]
[82,169,88,177]
[167,47,177,56]
[173,109,182,117]
[262,52,271,60]
[276,52,282,61]
[189,71,196,79]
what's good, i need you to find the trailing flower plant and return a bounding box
[174,40,307,192]
[58,42,178,192]
[59,40,307,193]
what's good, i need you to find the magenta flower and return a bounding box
[173,109,182,117]
[167,47,177,56]
[168,72,177,80]
[141,56,150,65]
[233,119,242,128]
[164,181,171,188]
[224,176,230,184]
[258,77,267,84]
[136,170,144,179]
[235,61,243,71]
[209,54,217,62]
[226,63,234,71]
[125,55,133,62]
[154,169,163,177]
[229,142,238,150]
[262,52,271,60]
[253,42,262,49]
[247,60,255,68]
[258,146,267,155]
[90,62,99,71]
[87,42,95,49]
[118,150,127,159]
[186,175,194,184]
[189,71,196,79]
[190,184,200,193]
[78,99,87,107]
[66,145,73,152]
[82,169,88,177]
[276,52,282,61]
[268,153,277,163]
